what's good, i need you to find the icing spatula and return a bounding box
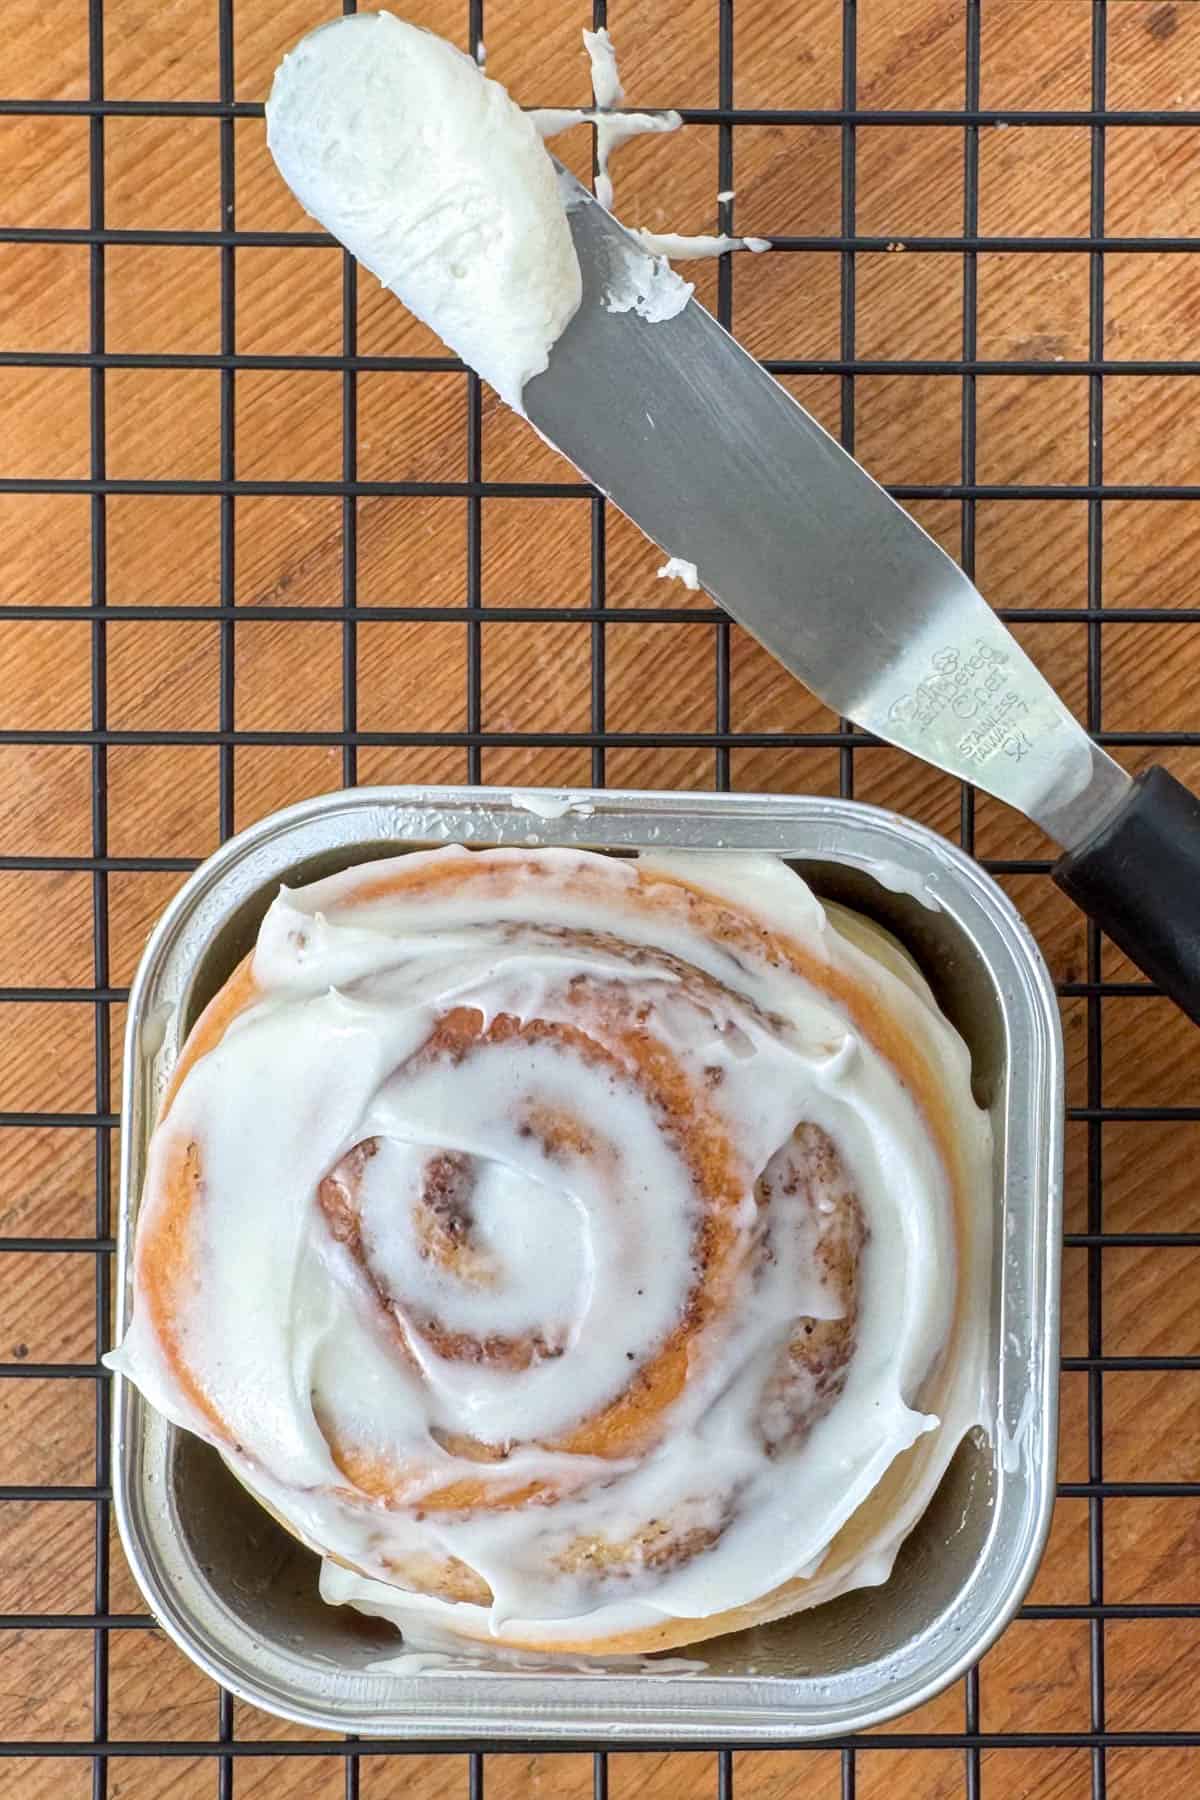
[523,176,1200,1024]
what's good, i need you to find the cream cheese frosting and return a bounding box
[108,846,991,1657]
[266,12,581,411]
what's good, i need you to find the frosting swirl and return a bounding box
[110,846,991,1655]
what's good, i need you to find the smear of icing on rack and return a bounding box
[509,790,596,820]
[529,26,682,216]
[265,12,773,423]
[530,106,683,214]
[266,13,581,412]
[533,29,767,263]
[326,1564,707,1674]
[108,845,992,1656]
[582,26,623,108]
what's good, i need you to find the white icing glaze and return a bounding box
[265,13,580,411]
[658,556,700,590]
[108,846,991,1654]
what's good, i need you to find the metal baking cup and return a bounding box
[109,786,1063,1740]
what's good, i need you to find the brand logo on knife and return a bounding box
[888,639,1057,769]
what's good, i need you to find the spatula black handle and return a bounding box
[1053,765,1200,1026]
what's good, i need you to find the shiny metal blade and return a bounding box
[524,176,1129,852]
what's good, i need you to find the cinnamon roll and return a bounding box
[108,846,991,1657]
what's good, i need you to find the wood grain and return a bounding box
[2,0,1200,1794]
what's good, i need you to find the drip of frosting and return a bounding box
[266,13,770,417]
[108,847,991,1656]
[602,240,694,321]
[509,790,595,819]
[265,13,581,411]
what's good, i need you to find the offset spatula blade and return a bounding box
[524,176,1129,853]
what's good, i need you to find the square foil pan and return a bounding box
[110,785,1063,1741]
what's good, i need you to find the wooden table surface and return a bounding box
[2,0,1199,1795]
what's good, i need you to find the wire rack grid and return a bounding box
[1,0,1199,1796]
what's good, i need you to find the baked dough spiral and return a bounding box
[109,845,990,1657]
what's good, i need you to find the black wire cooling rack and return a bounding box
[2,0,1199,1796]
